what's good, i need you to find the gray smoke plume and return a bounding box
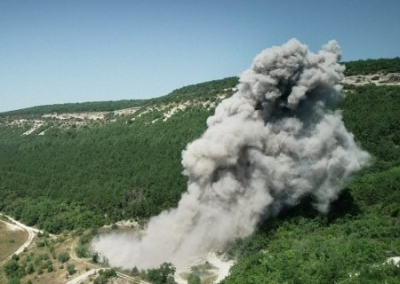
[93,39,369,269]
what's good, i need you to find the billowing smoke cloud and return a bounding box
[93,39,369,269]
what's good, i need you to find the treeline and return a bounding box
[0,99,146,118]
[343,57,400,76]
[0,77,238,118]
[221,84,400,283]
[146,77,238,105]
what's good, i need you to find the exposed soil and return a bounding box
[343,73,400,86]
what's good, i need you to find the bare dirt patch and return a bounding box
[343,73,400,86]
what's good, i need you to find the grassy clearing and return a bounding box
[0,221,28,263]
[0,221,28,283]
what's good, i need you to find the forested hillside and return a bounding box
[0,77,237,233]
[221,83,400,284]
[0,59,399,283]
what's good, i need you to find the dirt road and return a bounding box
[65,268,102,284]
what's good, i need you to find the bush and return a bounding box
[67,264,76,275]
[187,274,201,284]
[92,252,99,263]
[94,269,117,284]
[75,244,88,258]
[57,252,70,263]
[7,278,20,284]
[94,275,107,284]
[146,262,176,284]
[36,239,48,248]
[26,263,35,274]
[3,259,25,278]
[102,269,116,277]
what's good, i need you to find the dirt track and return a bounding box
[0,214,146,283]
[0,214,41,266]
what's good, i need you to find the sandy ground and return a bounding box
[22,120,44,135]
[343,73,400,86]
[206,253,235,283]
[66,268,102,284]
[103,220,139,229]
[385,256,400,266]
[175,252,235,284]
[0,220,23,232]
[42,112,106,120]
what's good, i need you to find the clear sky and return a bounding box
[1,0,400,112]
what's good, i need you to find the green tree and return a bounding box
[187,273,201,284]
[26,263,35,274]
[75,244,88,258]
[146,262,176,284]
[67,264,76,275]
[92,252,99,263]
[57,252,70,263]
[3,259,25,278]
[7,278,20,284]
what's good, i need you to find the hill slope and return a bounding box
[0,77,238,233]
[221,83,400,284]
[0,59,399,283]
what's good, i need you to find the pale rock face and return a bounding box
[93,39,369,270]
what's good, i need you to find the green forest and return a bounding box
[0,59,399,283]
[0,77,237,233]
[221,84,400,284]
[343,57,400,76]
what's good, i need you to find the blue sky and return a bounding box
[1,0,399,112]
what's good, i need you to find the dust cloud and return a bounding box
[93,39,369,269]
